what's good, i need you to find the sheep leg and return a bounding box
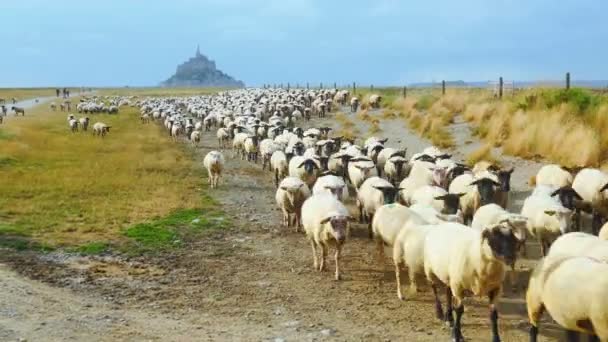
[431,284,444,320]
[319,244,327,271]
[587,334,599,342]
[375,238,385,262]
[274,169,279,188]
[367,221,373,239]
[565,331,580,342]
[445,287,455,327]
[488,289,501,342]
[395,262,404,300]
[358,204,365,223]
[295,207,302,232]
[452,303,465,342]
[310,241,318,270]
[592,211,603,235]
[334,246,342,281]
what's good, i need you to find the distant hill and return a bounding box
[161,46,244,88]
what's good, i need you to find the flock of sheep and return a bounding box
[63,96,126,136]
[130,88,608,341]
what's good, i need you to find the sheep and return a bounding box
[347,157,378,190]
[372,204,425,260]
[312,173,348,201]
[399,160,447,205]
[521,190,574,256]
[368,94,382,109]
[170,122,183,141]
[232,132,249,158]
[572,168,608,233]
[410,185,464,215]
[289,156,320,188]
[216,128,231,149]
[448,173,502,225]
[527,255,608,341]
[203,151,224,189]
[547,232,608,261]
[384,155,409,185]
[243,135,260,163]
[11,106,25,116]
[79,117,90,131]
[535,164,573,188]
[50,102,57,111]
[271,150,289,187]
[301,194,352,280]
[376,147,407,176]
[92,122,111,137]
[350,96,359,112]
[68,118,79,133]
[260,139,279,171]
[423,222,520,342]
[600,222,608,240]
[190,130,201,146]
[356,177,400,238]
[275,177,311,231]
[141,113,151,124]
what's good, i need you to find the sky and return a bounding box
[1,0,607,87]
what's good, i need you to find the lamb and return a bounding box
[301,194,352,280]
[275,177,311,231]
[423,222,520,342]
[527,255,608,341]
[448,173,502,225]
[92,122,111,137]
[79,117,90,131]
[288,156,320,188]
[535,164,573,188]
[190,130,201,146]
[271,151,289,187]
[68,118,79,133]
[356,177,400,238]
[312,174,348,201]
[572,168,608,233]
[203,151,224,189]
[521,190,574,255]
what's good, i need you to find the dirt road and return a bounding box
[1,108,564,341]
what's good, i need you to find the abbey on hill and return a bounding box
[161,46,244,88]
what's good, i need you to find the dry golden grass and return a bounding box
[334,112,360,140]
[465,144,499,167]
[0,101,209,248]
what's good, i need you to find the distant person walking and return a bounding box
[56,88,60,97]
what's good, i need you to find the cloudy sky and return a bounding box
[1,0,606,87]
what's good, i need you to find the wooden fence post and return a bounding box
[566,72,571,90]
[353,82,356,95]
[371,84,374,91]
[402,86,407,98]
[499,77,504,99]
[306,82,309,90]
[320,82,323,89]
[442,80,446,95]
[287,82,290,91]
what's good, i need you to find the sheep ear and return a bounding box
[492,180,502,187]
[280,186,288,191]
[600,182,608,192]
[456,192,467,198]
[506,167,514,174]
[544,210,557,216]
[434,195,447,200]
[469,180,480,186]
[320,217,332,224]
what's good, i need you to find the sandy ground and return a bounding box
[1,105,572,342]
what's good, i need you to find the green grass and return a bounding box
[0,96,219,253]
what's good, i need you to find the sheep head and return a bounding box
[482,223,522,267]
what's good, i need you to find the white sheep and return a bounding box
[383,155,408,184]
[312,174,348,201]
[398,160,444,205]
[572,168,608,233]
[527,255,608,341]
[301,194,352,280]
[535,164,573,188]
[347,157,378,190]
[271,150,289,187]
[68,118,79,133]
[356,177,399,238]
[600,222,608,240]
[79,117,90,131]
[521,191,573,256]
[410,185,464,215]
[275,177,311,231]
[423,222,520,342]
[216,128,230,149]
[203,151,224,189]
[448,173,501,225]
[288,156,320,188]
[190,130,201,146]
[92,122,111,137]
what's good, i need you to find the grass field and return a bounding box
[0,98,227,254]
[0,88,84,102]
